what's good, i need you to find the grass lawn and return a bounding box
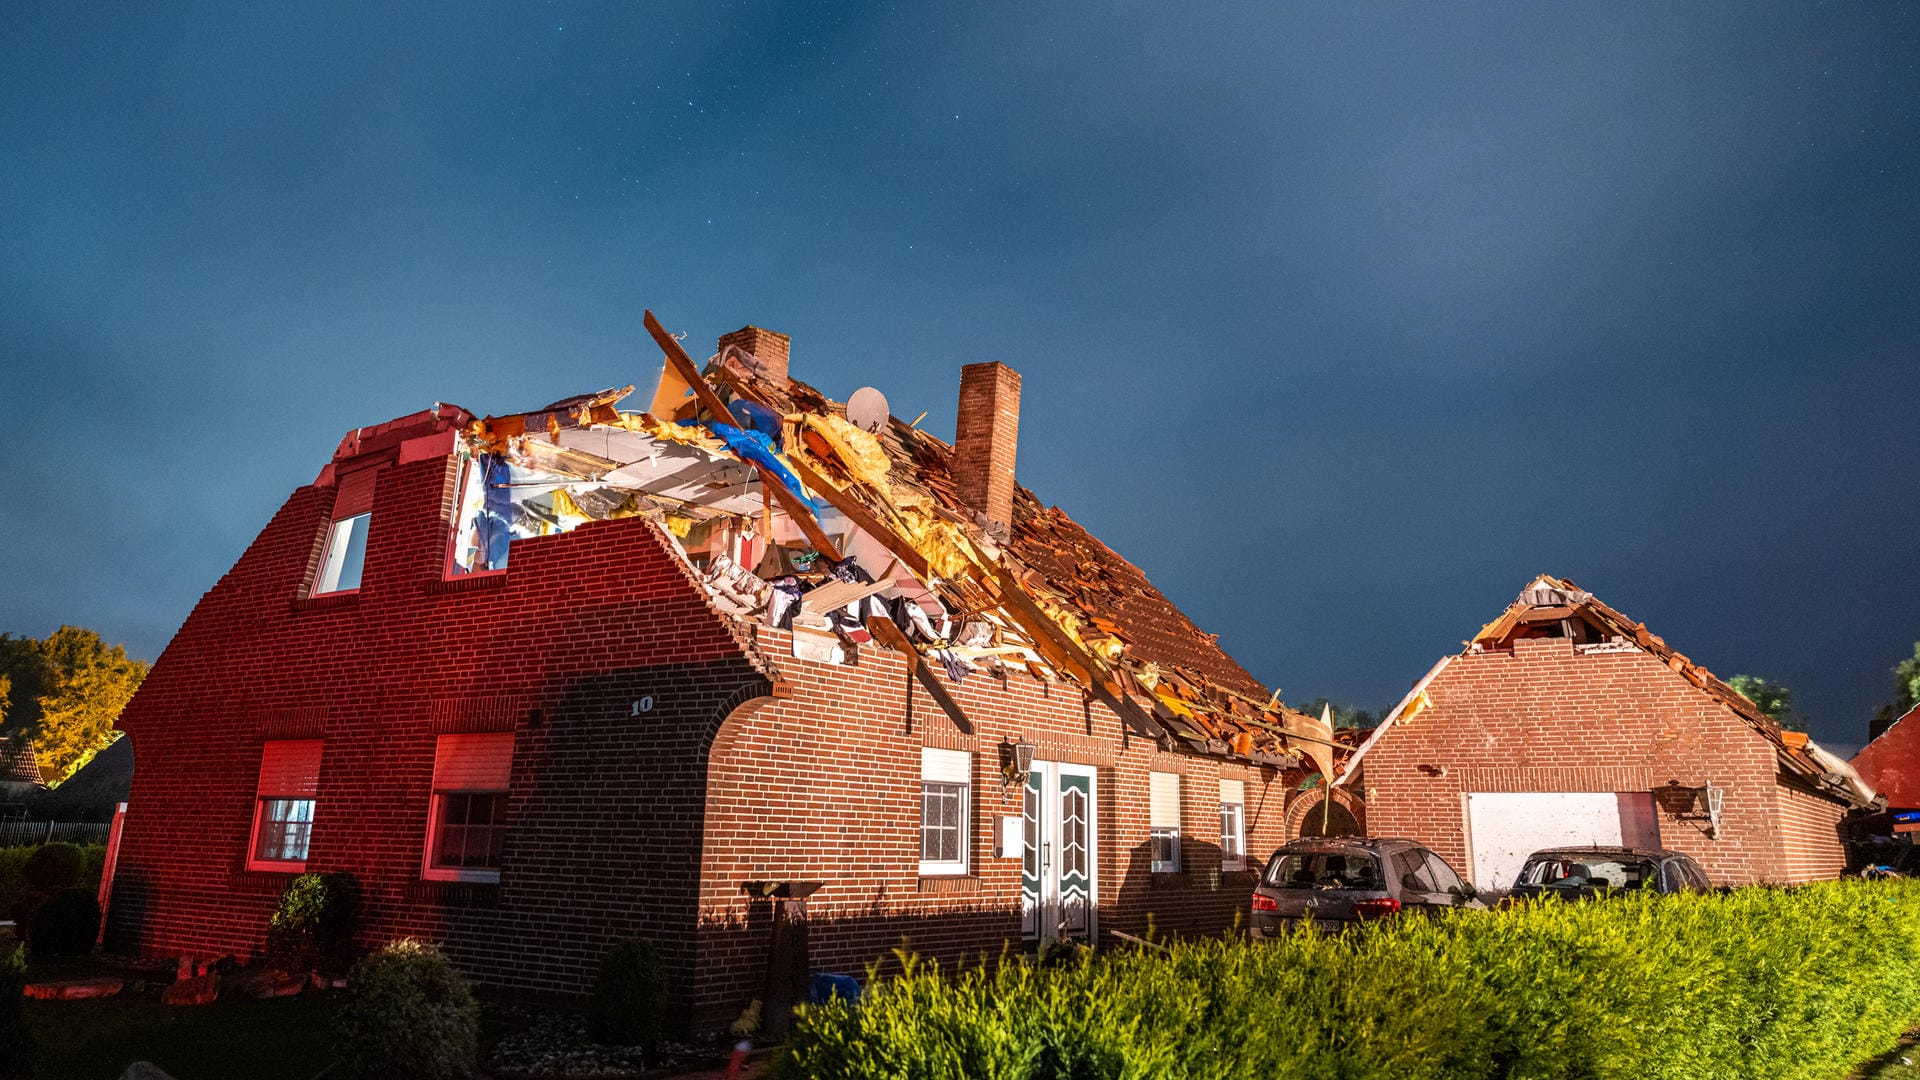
[23,991,337,1080]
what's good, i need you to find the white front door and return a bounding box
[1022,761,1098,944]
[1464,791,1661,891]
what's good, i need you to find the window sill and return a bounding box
[426,572,507,596]
[405,879,501,907]
[422,867,501,885]
[291,591,358,614]
[917,875,982,894]
[233,864,306,890]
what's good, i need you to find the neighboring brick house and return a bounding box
[0,733,46,800]
[108,313,1343,1029]
[1339,576,1872,891]
[1852,703,1920,814]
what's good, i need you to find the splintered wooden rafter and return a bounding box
[643,310,843,562]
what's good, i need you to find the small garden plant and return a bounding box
[587,936,669,1058]
[0,945,30,1080]
[265,870,359,973]
[333,938,479,1080]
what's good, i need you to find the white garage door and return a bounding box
[1465,792,1661,891]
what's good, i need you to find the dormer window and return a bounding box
[449,454,513,575]
[315,514,370,593]
[313,466,379,595]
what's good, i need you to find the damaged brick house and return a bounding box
[1338,576,1874,891]
[1852,703,1920,819]
[107,312,1347,1028]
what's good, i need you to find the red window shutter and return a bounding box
[332,466,380,521]
[256,740,323,798]
[432,732,514,791]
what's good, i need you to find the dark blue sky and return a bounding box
[3,3,1915,753]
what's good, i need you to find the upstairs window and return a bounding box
[249,739,322,872]
[314,466,379,594]
[1219,778,1246,869]
[449,454,514,575]
[424,732,514,883]
[919,748,971,876]
[1149,771,1182,873]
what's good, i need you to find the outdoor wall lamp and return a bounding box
[999,738,1036,794]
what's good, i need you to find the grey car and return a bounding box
[1506,845,1711,900]
[1249,837,1484,938]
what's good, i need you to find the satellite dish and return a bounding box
[846,386,890,434]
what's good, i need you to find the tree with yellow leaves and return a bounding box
[0,628,148,784]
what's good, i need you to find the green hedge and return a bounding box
[778,881,1920,1080]
[0,845,104,922]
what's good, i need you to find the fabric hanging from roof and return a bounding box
[256,739,322,798]
[1150,771,1182,829]
[433,732,514,791]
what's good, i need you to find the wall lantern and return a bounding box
[1670,780,1724,838]
[999,738,1036,794]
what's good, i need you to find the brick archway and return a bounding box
[1284,785,1366,839]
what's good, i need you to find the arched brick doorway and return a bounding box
[1284,786,1366,839]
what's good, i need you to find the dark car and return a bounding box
[1249,837,1484,938]
[1505,845,1711,901]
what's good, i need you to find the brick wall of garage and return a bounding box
[1361,636,1847,887]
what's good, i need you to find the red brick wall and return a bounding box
[112,447,767,1007]
[1363,636,1848,887]
[693,632,1297,1028]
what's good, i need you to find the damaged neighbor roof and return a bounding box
[1341,575,1875,808]
[446,310,1343,772]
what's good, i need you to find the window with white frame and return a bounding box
[249,739,322,872]
[448,454,513,575]
[314,465,379,594]
[1219,778,1246,869]
[1149,771,1182,872]
[423,732,514,883]
[919,747,971,876]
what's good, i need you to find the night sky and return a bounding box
[3,4,1915,755]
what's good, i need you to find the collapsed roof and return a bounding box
[447,312,1345,772]
[1340,575,1875,808]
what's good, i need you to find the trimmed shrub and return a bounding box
[26,887,100,958]
[21,842,83,892]
[587,937,668,1055]
[777,881,1920,1080]
[334,939,479,1080]
[0,945,30,1080]
[265,871,359,972]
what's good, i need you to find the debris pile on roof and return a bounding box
[1467,575,1876,807]
[447,310,1341,769]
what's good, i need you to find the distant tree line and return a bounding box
[0,627,148,785]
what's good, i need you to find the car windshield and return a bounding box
[1517,856,1658,890]
[1265,850,1384,890]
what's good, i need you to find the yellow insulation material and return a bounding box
[608,411,726,453]
[802,413,892,487]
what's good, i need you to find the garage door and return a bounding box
[1465,792,1661,891]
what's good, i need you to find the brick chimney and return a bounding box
[716,326,790,389]
[952,361,1021,538]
